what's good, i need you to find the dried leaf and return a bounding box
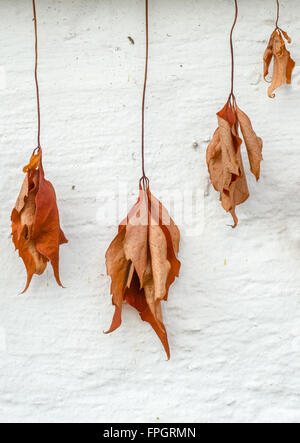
[236,107,263,180]
[263,28,295,98]
[149,223,171,302]
[11,149,67,292]
[105,185,180,359]
[206,100,263,227]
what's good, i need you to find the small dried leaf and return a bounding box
[207,101,262,227]
[263,29,295,98]
[207,102,246,227]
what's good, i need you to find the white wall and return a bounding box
[0,0,300,423]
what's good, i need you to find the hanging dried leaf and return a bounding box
[206,100,263,227]
[11,149,68,293]
[105,185,181,359]
[263,28,295,98]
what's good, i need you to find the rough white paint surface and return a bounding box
[0,0,300,424]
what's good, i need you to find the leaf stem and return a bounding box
[229,0,238,100]
[140,0,149,190]
[32,0,41,150]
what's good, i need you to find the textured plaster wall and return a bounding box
[0,0,300,423]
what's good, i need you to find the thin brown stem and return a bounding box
[140,0,149,190]
[229,0,238,100]
[275,0,280,29]
[32,0,41,149]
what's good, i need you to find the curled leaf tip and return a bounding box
[230,212,238,229]
[104,306,122,334]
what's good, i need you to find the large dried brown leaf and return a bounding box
[105,185,180,359]
[263,28,295,98]
[11,149,67,292]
